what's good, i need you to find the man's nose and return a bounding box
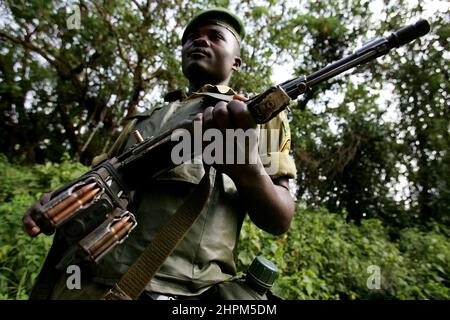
[192,34,210,46]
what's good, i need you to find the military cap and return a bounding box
[181,7,246,45]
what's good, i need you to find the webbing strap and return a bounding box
[103,167,212,300]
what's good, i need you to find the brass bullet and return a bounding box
[52,188,101,225]
[133,130,144,143]
[92,222,134,259]
[46,182,97,218]
[88,216,131,255]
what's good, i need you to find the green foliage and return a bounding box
[0,154,88,299]
[238,206,450,299]
[398,225,450,299]
[385,13,450,227]
[287,2,449,229]
[0,155,448,300]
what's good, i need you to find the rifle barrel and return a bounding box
[280,19,430,100]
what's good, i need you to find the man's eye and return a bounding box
[211,33,224,40]
[188,32,199,40]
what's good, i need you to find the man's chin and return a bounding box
[183,62,213,82]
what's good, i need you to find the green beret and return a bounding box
[181,7,245,45]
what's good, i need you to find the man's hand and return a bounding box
[196,99,295,235]
[22,192,54,237]
[196,99,260,180]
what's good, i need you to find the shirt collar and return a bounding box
[163,89,187,102]
[164,84,236,102]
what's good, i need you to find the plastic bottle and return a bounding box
[245,256,280,295]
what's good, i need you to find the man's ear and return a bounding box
[232,56,242,71]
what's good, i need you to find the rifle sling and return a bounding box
[103,166,213,300]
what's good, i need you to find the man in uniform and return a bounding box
[23,8,297,300]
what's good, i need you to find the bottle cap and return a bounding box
[246,256,279,293]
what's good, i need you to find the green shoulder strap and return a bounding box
[102,166,213,300]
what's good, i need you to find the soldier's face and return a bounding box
[182,24,241,85]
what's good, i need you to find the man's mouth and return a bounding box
[189,48,210,58]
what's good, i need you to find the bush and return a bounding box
[1,154,449,300]
[0,154,88,299]
[398,224,450,299]
[237,206,450,300]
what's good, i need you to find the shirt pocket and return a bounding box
[155,154,205,184]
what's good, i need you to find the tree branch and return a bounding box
[93,2,135,73]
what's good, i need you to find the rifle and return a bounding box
[29,19,430,265]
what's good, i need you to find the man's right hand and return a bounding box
[22,192,54,237]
